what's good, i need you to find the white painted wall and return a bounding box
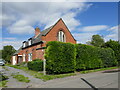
[12,56,16,65]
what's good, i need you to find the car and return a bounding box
[0,59,5,66]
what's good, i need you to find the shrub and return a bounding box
[27,59,43,71]
[75,44,103,71]
[45,41,76,74]
[98,48,117,67]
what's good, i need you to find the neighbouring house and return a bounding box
[11,18,76,65]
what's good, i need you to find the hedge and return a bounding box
[76,44,103,71]
[27,59,43,71]
[76,44,117,71]
[45,41,76,74]
[98,48,117,67]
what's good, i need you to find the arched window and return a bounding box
[58,31,66,42]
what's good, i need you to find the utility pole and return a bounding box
[43,59,46,75]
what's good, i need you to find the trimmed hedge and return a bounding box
[98,48,117,67]
[76,44,103,71]
[27,59,43,71]
[45,41,76,74]
[76,44,117,71]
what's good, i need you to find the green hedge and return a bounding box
[76,44,103,71]
[98,48,117,67]
[76,44,117,71]
[27,59,43,71]
[45,41,76,74]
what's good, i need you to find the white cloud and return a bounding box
[105,25,118,41]
[2,40,22,50]
[3,37,16,40]
[73,32,96,44]
[80,25,109,32]
[2,2,92,34]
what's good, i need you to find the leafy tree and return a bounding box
[90,34,105,47]
[0,50,2,59]
[2,45,16,63]
[103,39,120,65]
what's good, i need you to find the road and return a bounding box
[35,69,119,88]
[0,66,119,89]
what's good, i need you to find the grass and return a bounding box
[6,64,76,81]
[0,74,8,87]
[80,67,118,74]
[0,80,8,87]
[2,66,9,71]
[11,73,30,83]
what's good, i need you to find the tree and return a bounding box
[103,39,120,65]
[2,45,16,63]
[90,34,105,47]
[0,50,2,59]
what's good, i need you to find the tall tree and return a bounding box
[103,39,120,64]
[2,45,16,63]
[0,50,2,59]
[91,34,105,47]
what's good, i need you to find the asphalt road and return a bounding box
[35,69,119,88]
[0,66,119,89]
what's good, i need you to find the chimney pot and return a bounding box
[35,27,40,37]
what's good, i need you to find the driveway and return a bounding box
[0,66,119,88]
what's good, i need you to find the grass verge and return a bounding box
[11,73,30,83]
[6,64,76,81]
[0,80,8,87]
[0,74,8,87]
[80,67,118,74]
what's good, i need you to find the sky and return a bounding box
[1,1,119,50]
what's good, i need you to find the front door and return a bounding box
[18,56,22,64]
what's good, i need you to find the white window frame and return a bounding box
[28,53,32,61]
[28,39,32,46]
[23,42,26,47]
[58,31,66,42]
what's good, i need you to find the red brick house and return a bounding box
[11,18,76,65]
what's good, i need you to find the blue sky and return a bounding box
[1,1,118,50]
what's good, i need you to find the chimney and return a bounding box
[35,27,40,37]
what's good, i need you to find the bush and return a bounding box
[45,41,76,74]
[98,48,117,67]
[75,44,103,71]
[27,59,43,71]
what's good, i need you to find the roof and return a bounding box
[15,18,76,52]
[13,47,22,55]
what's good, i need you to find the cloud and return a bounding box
[2,2,92,34]
[2,40,22,50]
[105,25,118,41]
[3,37,16,40]
[80,25,109,32]
[73,32,96,44]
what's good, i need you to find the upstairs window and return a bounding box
[58,31,66,42]
[23,42,26,48]
[28,39,32,46]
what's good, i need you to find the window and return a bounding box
[28,39,32,46]
[58,31,66,42]
[23,42,26,47]
[28,53,32,61]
